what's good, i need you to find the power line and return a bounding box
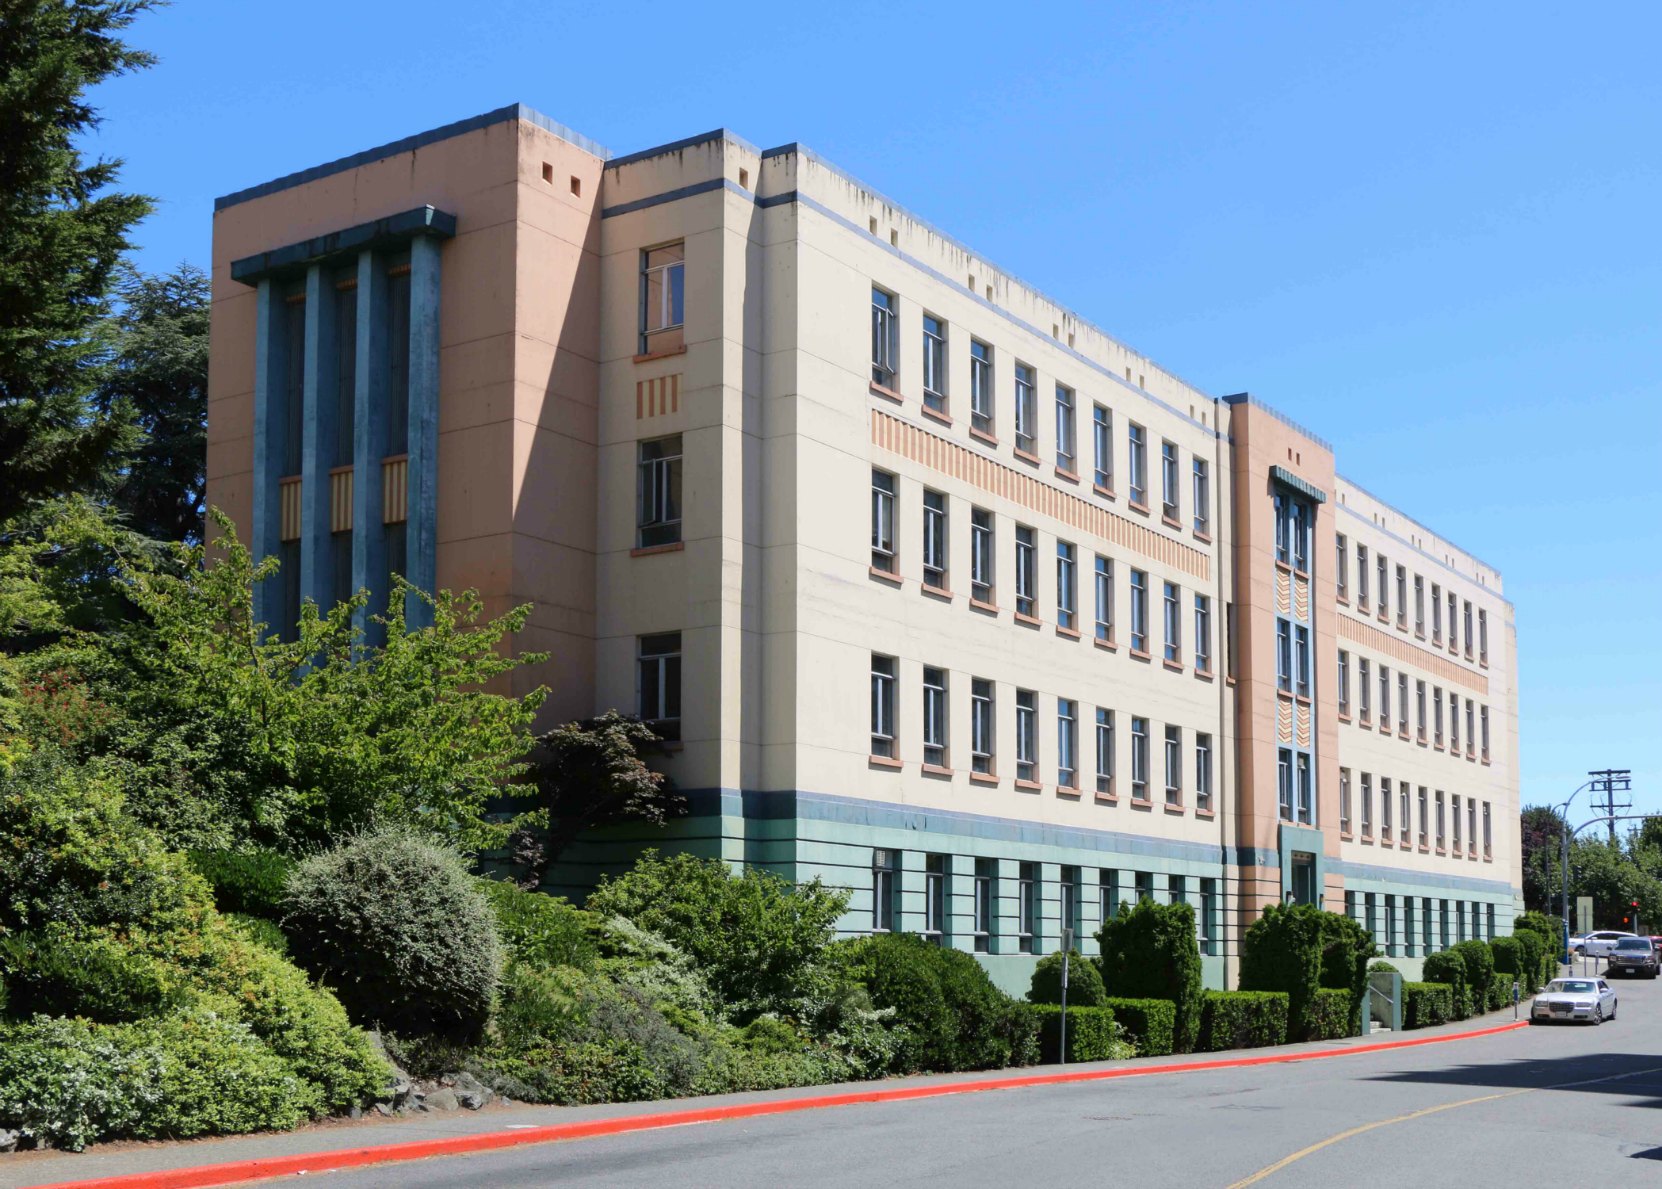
[1589,769,1632,844]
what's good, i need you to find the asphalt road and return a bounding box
[305,972,1662,1189]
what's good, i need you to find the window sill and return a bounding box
[1336,594,1350,607]
[1275,560,1293,576]
[969,426,999,447]
[1340,830,1354,841]
[1338,712,1352,724]
[1192,529,1213,545]
[1296,693,1312,706]
[1093,636,1117,651]
[1415,630,1427,642]
[921,763,954,778]
[1195,808,1216,820]
[1161,513,1182,530]
[1014,778,1043,793]
[1377,610,1390,624]
[633,345,688,364]
[1194,666,1214,682]
[1056,624,1081,640]
[1014,611,1042,628]
[969,771,999,786]
[1095,790,1118,805]
[868,754,903,770]
[1481,757,1491,767]
[1163,801,1185,815]
[1163,658,1184,673]
[1479,660,1489,670]
[1129,648,1152,662]
[970,597,1000,615]
[1128,500,1151,516]
[1417,735,1428,747]
[1129,797,1154,810]
[869,381,904,404]
[1093,483,1116,500]
[1057,785,1082,799]
[921,405,953,427]
[1359,716,1372,729]
[921,584,954,603]
[869,566,902,587]
[1051,466,1079,486]
[1434,743,1445,752]
[1013,447,1041,466]
[630,541,685,558]
[1398,728,1410,741]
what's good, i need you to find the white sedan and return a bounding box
[1531,977,1618,1025]
[1572,930,1638,958]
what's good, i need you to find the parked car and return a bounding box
[1605,936,1660,979]
[1573,930,1638,958]
[1531,977,1618,1025]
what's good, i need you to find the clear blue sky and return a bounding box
[90,1,1662,823]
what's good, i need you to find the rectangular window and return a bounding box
[922,489,948,590]
[1100,869,1119,923]
[1276,620,1292,692]
[1400,784,1410,845]
[971,678,995,775]
[870,653,897,758]
[1479,609,1489,665]
[1453,794,1462,851]
[1468,799,1477,856]
[1274,493,1290,566]
[1295,625,1310,697]
[1194,594,1212,672]
[1128,423,1147,506]
[1379,664,1391,726]
[1195,732,1213,812]
[1416,680,1427,741]
[1387,896,1398,956]
[1359,657,1371,720]
[1094,555,1114,642]
[1480,705,1490,759]
[1396,564,1407,628]
[1016,689,1037,782]
[1164,724,1181,805]
[1434,688,1444,746]
[1463,600,1474,657]
[922,314,947,413]
[1336,533,1348,600]
[1015,525,1037,617]
[1340,767,1352,833]
[638,632,682,741]
[922,666,948,768]
[1297,753,1313,824]
[1483,802,1492,857]
[1131,716,1150,801]
[1398,672,1409,734]
[1057,541,1077,630]
[1278,749,1294,821]
[641,243,686,354]
[1419,787,1429,847]
[970,508,994,603]
[970,340,994,434]
[636,434,683,548]
[1199,879,1217,954]
[871,469,896,573]
[973,859,994,952]
[1091,404,1113,489]
[1377,554,1389,618]
[1436,789,1446,849]
[1095,707,1114,794]
[1338,650,1351,715]
[1163,581,1182,663]
[1448,591,1459,651]
[1192,457,1210,535]
[1130,569,1149,653]
[1057,698,1078,789]
[1136,871,1154,903]
[1432,583,1443,642]
[1061,866,1081,943]
[1357,543,1369,609]
[1405,898,1417,957]
[1381,777,1393,837]
[871,287,897,387]
[923,854,947,944]
[871,849,895,932]
[1360,772,1373,836]
[1292,501,1309,572]
[1450,691,1461,751]
[1414,575,1425,635]
[1014,364,1037,455]
[1018,862,1038,954]
[1161,440,1180,520]
[1055,385,1077,471]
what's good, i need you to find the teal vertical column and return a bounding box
[351,250,388,647]
[949,853,977,952]
[1039,861,1061,955]
[250,278,284,634]
[404,234,441,628]
[995,859,1021,956]
[897,849,926,937]
[300,265,337,612]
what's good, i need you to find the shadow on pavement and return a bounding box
[1366,1049,1662,1108]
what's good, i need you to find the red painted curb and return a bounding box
[29,1019,1528,1189]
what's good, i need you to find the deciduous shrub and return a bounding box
[1096,900,1204,1053]
[1403,981,1454,1029]
[1515,911,1564,984]
[837,932,1032,1073]
[1028,950,1107,1006]
[1033,1004,1128,1063]
[587,850,848,1020]
[1450,941,1494,1014]
[226,912,288,955]
[1100,996,1176,1057]
[1421,950,1468,1019]
[1308,987,1353,1040]
[281,826,504,1039]
[1510,930,1544,995]
[1318,912,1375,1034]
[1198,991,1288,1052]
[186,849,292,919]
[1240,903,1324,1040]
[0,929,183,1022]
[476,878,596,971]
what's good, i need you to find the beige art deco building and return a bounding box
[206,104,1521,991]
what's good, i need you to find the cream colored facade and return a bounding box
[207,105,1521,991]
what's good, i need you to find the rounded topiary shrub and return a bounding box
[282,826,504,1038]
[1450,940,1494,1013]
[1028,950,1107,1006]
[1421,949,1468,1018]
[1096,900,1204,1053]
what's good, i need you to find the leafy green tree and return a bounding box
[1519,804,1566,913]
[1096,899,1205,1053]
[512,710,684,887]
[0,0,157,522]
[586,849,850,1021]
[98,265,208,543]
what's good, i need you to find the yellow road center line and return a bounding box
[1226,1061,1662,1188]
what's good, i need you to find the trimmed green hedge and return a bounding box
[1101,997,1176,1057]
[1509,930,1544,995]
[1450,941,1495,1014]
[1198,991,1288,1052]
[1033,1004,1126,1063]
[1308,987,1354,1040]
[1028,950,1107,1007]
[1421,950,1468,1019]
[1403,981,1454,1029]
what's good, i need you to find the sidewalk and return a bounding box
[0,1005,1532,1189]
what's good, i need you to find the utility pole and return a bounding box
[1588,769,1632,845]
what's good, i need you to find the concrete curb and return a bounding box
[28,1019,1528,1189]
